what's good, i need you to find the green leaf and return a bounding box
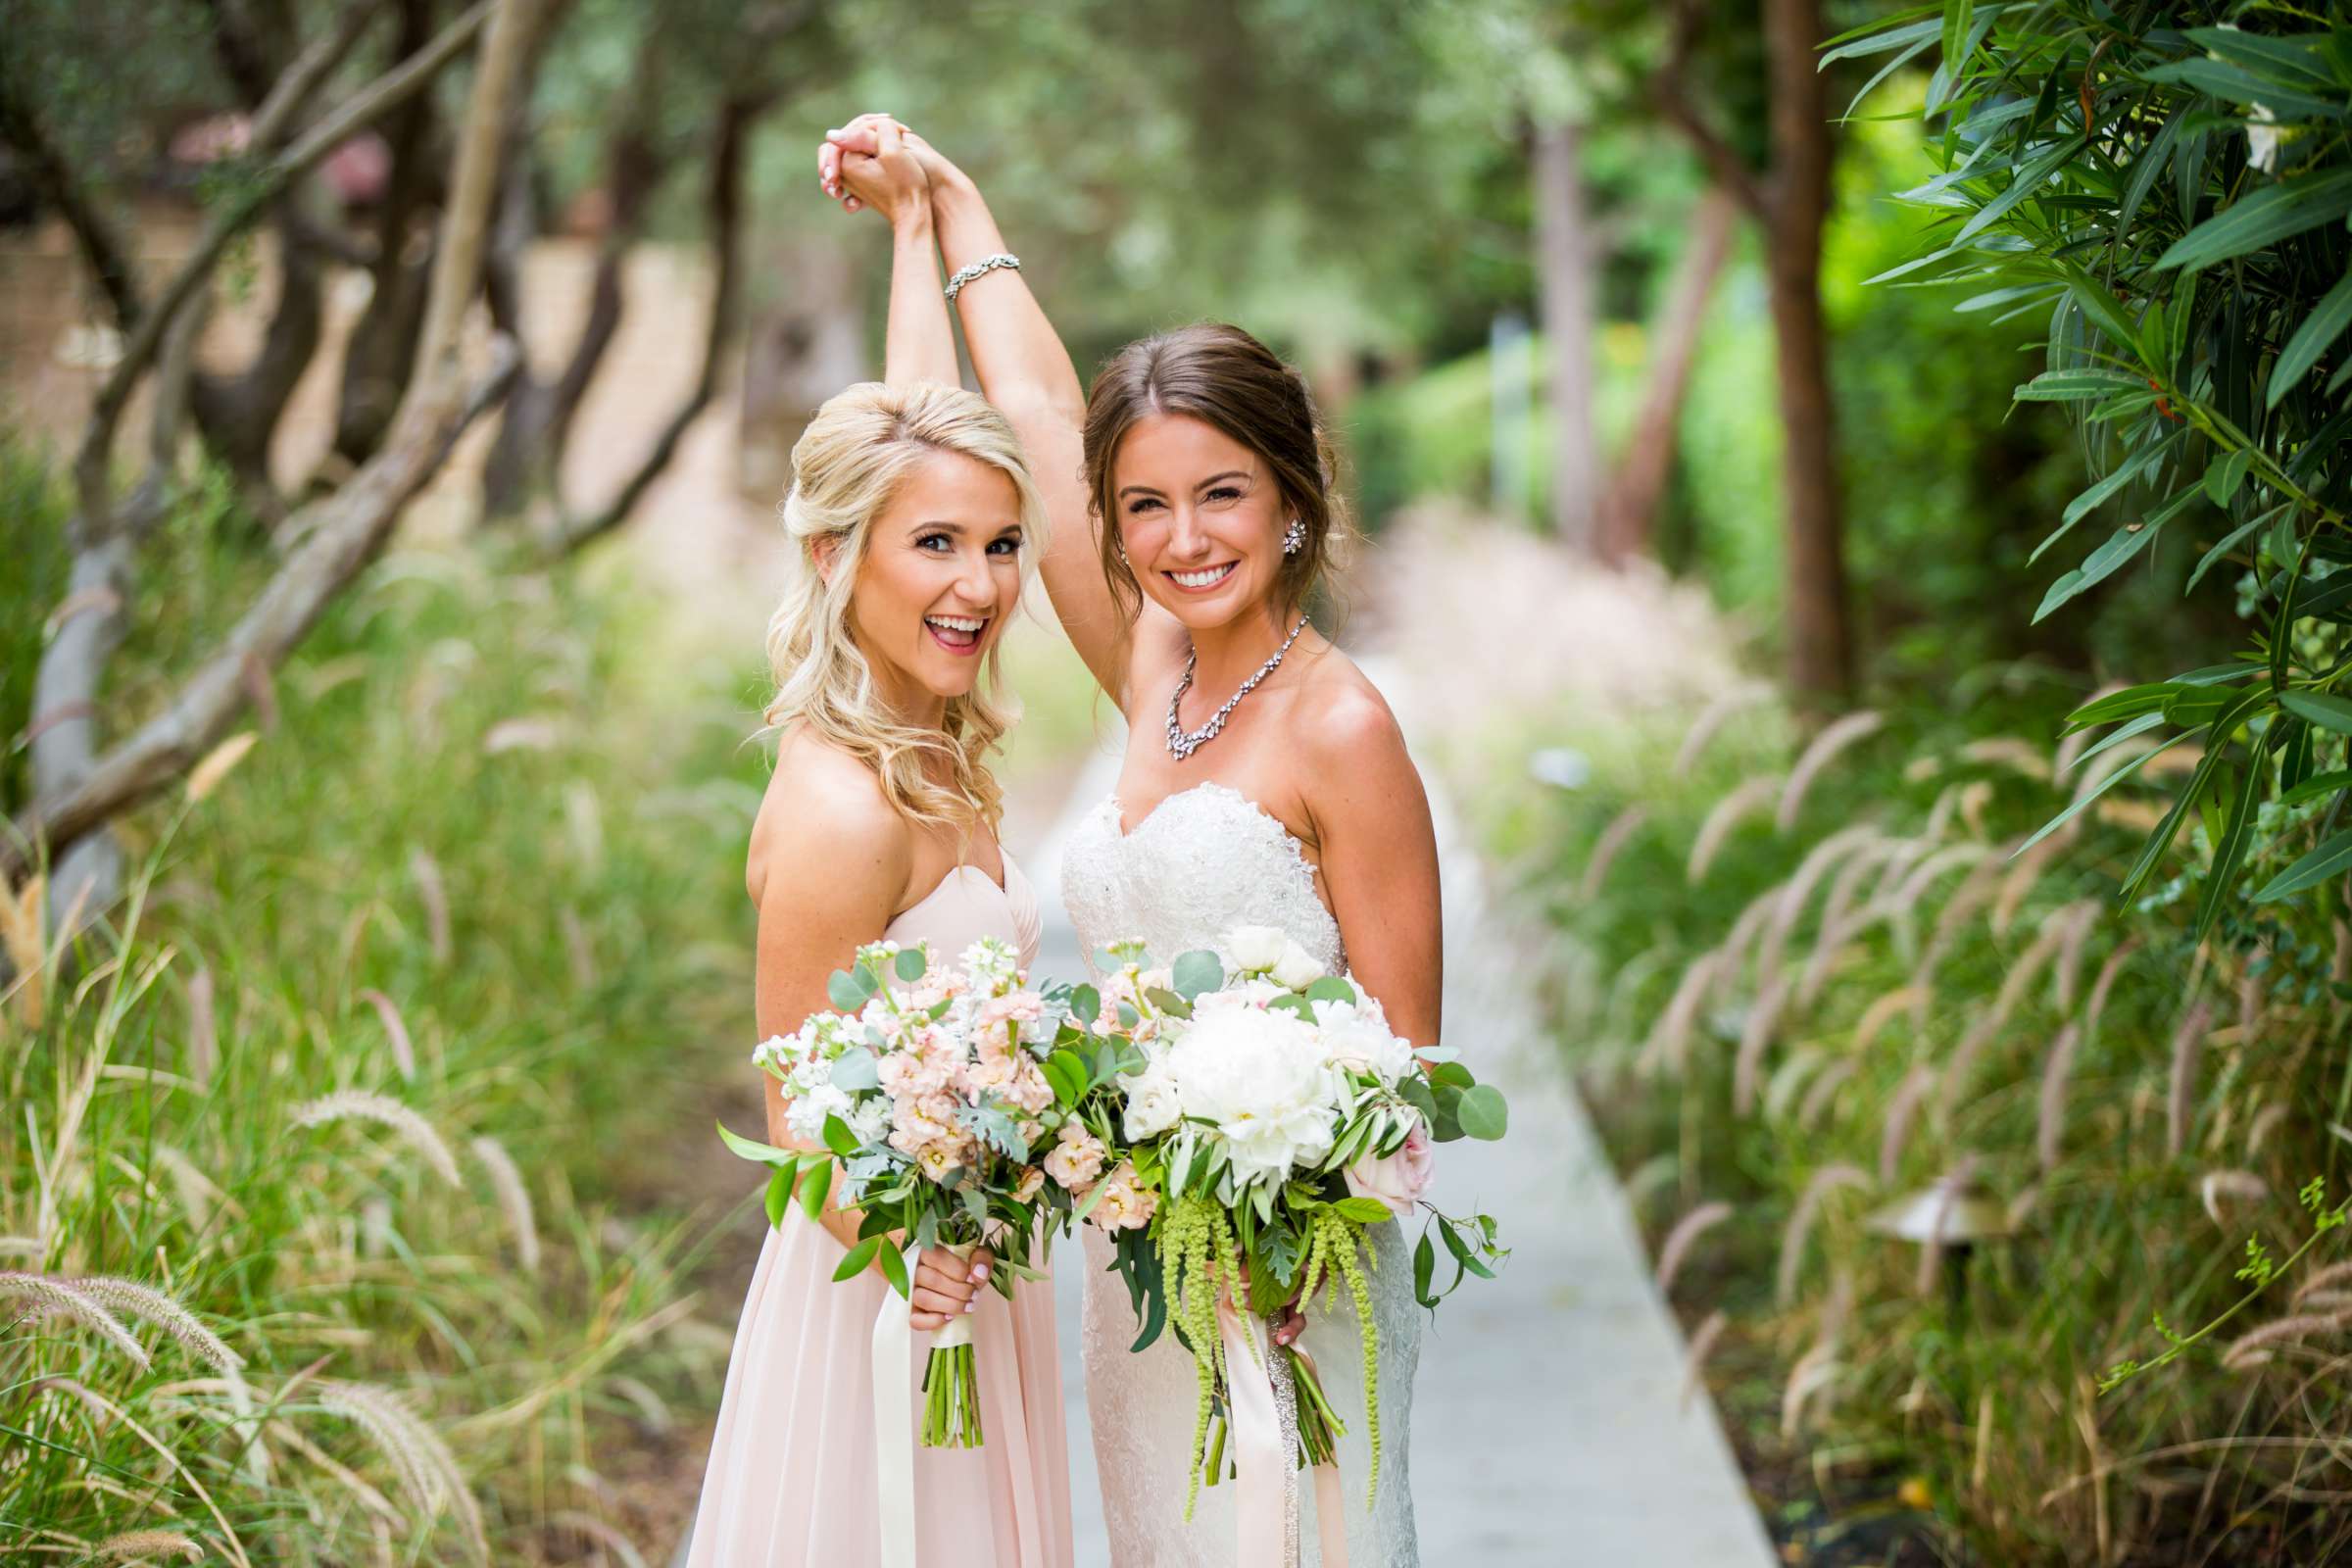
[796,1153,832,1221]
[2159,170,2352,272]
[764,1166,795,1229]
[2191,507,2292,591]
[875,1238,911,1299]
[1456,1084,1510,1142]
[2180,25,2335,85]
[2282,691,2352,735]
[828,1046,881,1094]
[2256,827,2352,902]
[1043,1050,1086,1108]
[1268,994,1315,1022]
[832,1236,881,1282]
[717,1120,798,1167]
[1413,1232,1437,1308]
[821,1112,860,1158]
[1330,1197,1398,1224]
[1439,1216,1497,1280]
[2271,268,2352,410]
[2014,369,2148,402]
[2035,517,2164,622]
[1303,976,1359,1005]
[2205,448,2257,508]
[1957,131,2090,248]
[1070,984,1100,1026]
[2282,767,2352,806]
[1429,1060,1475,1090]
[826,969,870,1011]
[895,946,928,982]
[2192,760,2265,944]
[2018,730,2186,854]
[1172,950,1225,999]
[1144,987,1194,1019]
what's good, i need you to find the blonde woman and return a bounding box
[685,125,1072,1568]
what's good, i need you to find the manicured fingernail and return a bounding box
[971,1265,988,1282]
[963,1299,976,1313]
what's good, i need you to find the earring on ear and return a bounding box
[1282,517,1305,556]
[1117,542,1130,566]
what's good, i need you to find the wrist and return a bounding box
[890,204,936,242]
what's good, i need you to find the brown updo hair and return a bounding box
[1082,322,1348,619]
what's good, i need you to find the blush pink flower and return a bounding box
[1343,1124,1434,1220]
[1087,1161,1157,1232]
[1043,1121,1107,1193]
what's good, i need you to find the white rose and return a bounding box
[1311,997,1414,1083]
[1223,925,1289,973]
[1270,941,1326,992]
[1120,1055,1184,1142]
[1165,1004,1343,1187]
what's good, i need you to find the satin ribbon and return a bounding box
[872,1241,976,1568]
[1215,1296,1349,1568]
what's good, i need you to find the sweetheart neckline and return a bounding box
[1107,779,1309,856]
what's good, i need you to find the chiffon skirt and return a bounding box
[685,1215,1073,1567]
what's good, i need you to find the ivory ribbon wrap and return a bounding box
[871,1241,976,1568]
[1216,1295,1349,1568]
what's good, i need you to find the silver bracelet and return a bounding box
[944,253,1020,302]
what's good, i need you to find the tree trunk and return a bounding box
[1763,0,1851,704]
[1599,182,1739,564]
[1532,117,1600,552]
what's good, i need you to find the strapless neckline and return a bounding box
[886,854,1042,973]
[1109,780,1308,856]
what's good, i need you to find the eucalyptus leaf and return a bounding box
[1172,950,1225,999]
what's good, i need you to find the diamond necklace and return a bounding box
[1164,614,1310,761]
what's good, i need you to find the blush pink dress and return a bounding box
[685,857,1073,1568]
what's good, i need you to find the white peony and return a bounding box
[1270,940,1326,991]
[1119,1053,1185,1142]
[1193,978,1287,1015]
[1311,997,1415,1083]
[1223,925,1289,973]
[1166,1003,1344,1187]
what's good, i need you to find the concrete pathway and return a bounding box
[1029,686,1778,1566]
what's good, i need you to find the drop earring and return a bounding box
[1282,517,1305,555]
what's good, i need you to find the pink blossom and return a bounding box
[1043,1121,1107,1193]
[1087,1162,1157,1232]
[1343,1124,1434,1221]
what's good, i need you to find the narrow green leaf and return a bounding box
[832,1236,881,1282]
[2192,760,2265,943]
[797,1153,832,1221]
[764,1166,795,1229]
[2158,170,2352,272]
[2282,767,2352,806]
[2035,517,2164,622]
[875,1238,911,1298]
[2270,268,2352,409]
[717,1120,798,1167]
[2283,691,2352,735]
[1957,132,2090,248]
[1413,1233,1437,1307]
[2254,827,2352,902]
[2015,369,2148,402]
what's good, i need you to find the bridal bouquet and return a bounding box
[718,934,1069,1448]
[1054,927,1509,1517]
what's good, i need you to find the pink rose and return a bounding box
[1343,1124,1433,1220]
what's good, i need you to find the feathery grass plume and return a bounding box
[1654,1200,1733,1297]
[0,1236,42,1258]
[1763,1046,1827,1122]
[1672,681,1773,774]
[1936,1009,2004,1124]
[1778,1163,1871,1306]
[2293,1261,2352,1305]
[550,1512,649,1568]
[1623,1153,1681,1216]
[1711,888,1786,1005]
[291,1091,462,1186]
[1577,804,1649,903]
[1990,914,2070,1025]
[1955,779,1995,839]
[1878,1065,1936,1186]
[1991,835,2068,935]
[1852,985,1927,1059]
[1640,951,1720,1078]
[91,1531,204,1562]
[2167,999,2216,1159]
[1776,710,1885,831]
[1960,736,2053,782]
[1886,842,1995,926]
[1780,1341,1839,1439]
[2054,682,2126,776]
[1688,775,1783,884]
[270,1417,402,1521]
[2199,1170,2269,1226]
[2236,971,2265,1043]
[2005,1183,2041,1230]
[357,990,416,1083]
[559,905,596,989]
[0,870,43,1025]
[1678,1309,1729,1411]
[186,962,216,1085]
[2082,938,2141,1041]
[563,779,605,870]
[407,848,453,964]
[1799,840,1907,1004]
[0,1272,152,1367]
[185,731,261,803]
[2036,1025,2084,1172]
[1902,755,1940,783]
[2246,1102,2288,1158]
[2220,1309,2351,1371]
[1797,1059,1858,1134]
[2051,901,2100,1010]
[604,1375,673,1433]
[1920,781,1965,845]
[482,715,563,754]
[1732,972,1791,1116]
[1756,824,1880,981]
[73,1276,244,1372]
[468,1136,541,1273]
[149,1146,231,1231]
[316,1379,488,1564]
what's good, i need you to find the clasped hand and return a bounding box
[908,1244,995,1333]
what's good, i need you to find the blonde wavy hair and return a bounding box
[760,380,1046,833]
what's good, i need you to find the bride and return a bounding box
[822,116,1444,1566]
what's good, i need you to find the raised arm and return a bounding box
[824,116,1134,700]
[835,121,957,388]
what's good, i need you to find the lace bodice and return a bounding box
[1061,780,1417,1566]
[1060,782,1346,977]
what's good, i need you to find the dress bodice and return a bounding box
[1059,781,1345,978]
[884,854,1042,974]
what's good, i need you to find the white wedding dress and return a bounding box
[1061,780,1421,1567]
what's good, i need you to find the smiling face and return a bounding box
[841,448,1025,710]
[1111,413,1295,631]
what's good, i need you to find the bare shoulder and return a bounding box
[1292,647,1411,771]
[747,729,910,908]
